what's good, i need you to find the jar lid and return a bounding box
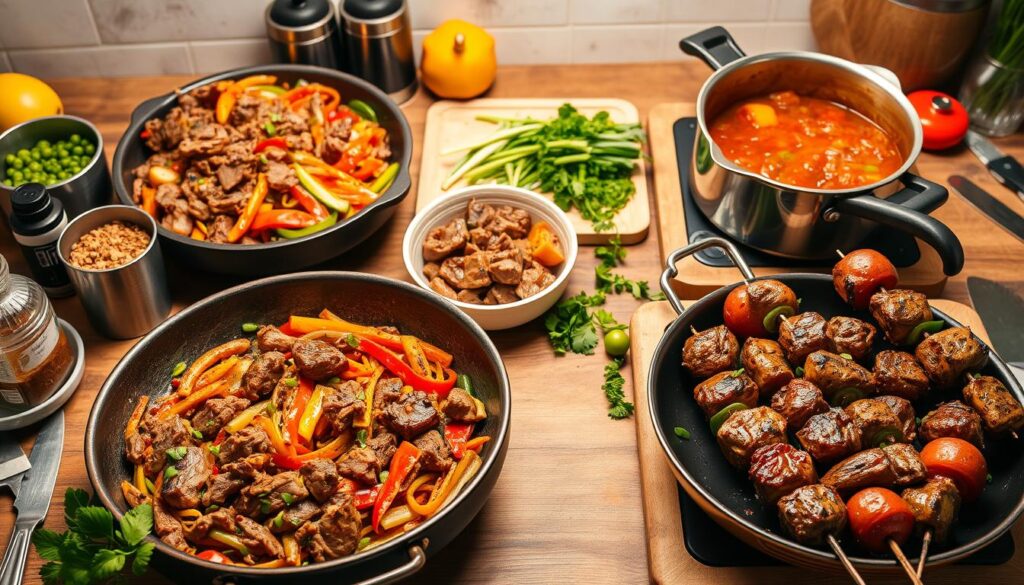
[268,0,332,27]
[10,183,65,236]
[342,0,404,21]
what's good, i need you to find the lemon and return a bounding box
[0,73,64,132]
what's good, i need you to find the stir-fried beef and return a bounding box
[292,338,348,381]
[322,380,366,432]
[191,396,250,438]
[373,378,404,412]
[272,499,321,534]
[219,426,272,465]
[162,446,212,509]
[295,493,361,561]
[142,416,190,476]
[183,506,236,545]
[424,218,469,262]
[367,430,398,469]
[153,495,189,551]
[683,325,740,379]
[383,391,440,440]
[256,325,296,353]
[444,387,485,423]
[236,471,309,517]
[301,458,341,503]
[415,430,453,472]
[336,447,379,486]
[265,160,297,192]
[242,351,286,399]
[236,515,285,560]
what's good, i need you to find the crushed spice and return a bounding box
[67,220,150,270]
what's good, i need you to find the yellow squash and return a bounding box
[0,73,63,131]
[420,20,496,99]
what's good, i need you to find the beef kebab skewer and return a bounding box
[846,487,925,585]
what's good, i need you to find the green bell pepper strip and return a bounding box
[292,164,351,214]
[370,162,400,193]
[347,99,378,123]
[276,211,338,239]
[709,403,749,434]
[456,373,475,396]
[867,426,904,448]
[905,319,944,346]
[252,84,285,95]
[830,387,865,407]
[762,305,795,334]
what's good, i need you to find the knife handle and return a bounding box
[0,522,33,585]
[988,156,1024,199]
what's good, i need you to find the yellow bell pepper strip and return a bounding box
[190,227,206,241]
[291,152,365,186]
[293,163,351,214]
[444,423,474,459]
[215,75,278,124]
[407,450,479,518]
[309,310,455,367]
[275,211,337,240]
[373,441,421,532]
[401,336,431,377]
[528,221,565,267]
[251,209,317,232]
[133,464,149,495]
[208,529,251,556]
[370,162,400,194]
[195,356,239,389]
[283,534,301,566]
[224,400,270,434]
[358,338,457,398]
[283,377,314,451]
[160,379,229,420]
[298,384,328,443]
[177,339,251,397]
[272,433,349,470]
[464,436,490,454]
[141,185,158,219]
[283,84,340,111]
[250,83,285,96]
[125,396,149,438]
[227,173,269,243]
[355,367,384,430]
[289,184,329,220]
[254,415,294,457]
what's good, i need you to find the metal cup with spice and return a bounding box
[57,205,171,339]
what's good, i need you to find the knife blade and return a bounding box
[949,175,1024,244]
[965,130,1024,199]
[966,277,1024,388]
[0,435,29,484]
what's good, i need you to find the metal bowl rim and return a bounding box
[0,114,105,190]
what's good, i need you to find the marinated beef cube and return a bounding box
[845,398,907,447]
[322,381,366,432]
[821,443,925,495]
[191,396,250,438]
[423,262,441,281]
[292,338,348,381]
[488,248,524,285]
[484,284,519,305]
[963,375,1024,435]
[682,325,740,379]
[440,254,492,290]
[300,458,341,503]
[770,379,829,429]
[486,205,531,238]
[919,400,985,448]
[456,289,484,304]
[162,446,211,509]
[203,473,246,507]
[916,327,987,389]
[295,493,361,561]
[692,371,759,418]
[466,199,495,228]
[218,425,272,464]
[869,289,933,345]
[236,471,308,517]
[429,276,459,300]
[825,316,876,361]
[796,408,862,465]
[749,443,818,504]
[515,263,556,299]
[367,430,398,469]
[746,280,799,323]
[383,391,440,440]
[902,476,961,543]
[414,430,453,472]
[271,499,321,534]
[715,406,787,470]
[266,160,297,192]
[882,443,927,487]
[444,387,485,423]
[256,325,296,353]
[777,484,847,546]
[336,447,379,486]
[876,395,916,443]
[142,416,190,476]
[777,312,829,365]
[423,218,469,262]
[373,378,403,412]
[242,351,286,399]
[741,338,794,397]
[803,351,873,402]
[872,350,930,401]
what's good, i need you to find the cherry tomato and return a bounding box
[196,549,231,564]
[723,280,797,338]
[921,437,988,502]
[604,329,630,357]
[846,487,915,553]
[724,286,765,338]
[832,249,898,309]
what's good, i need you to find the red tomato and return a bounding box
[723,285,767,338]
[196,549,230,564]
[832,249,898,309]
[921,437,988,502]
[846,487,915,553]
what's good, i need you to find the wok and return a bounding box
[85,272,510,584]
[648,237,1024,575]
[112,64,413,276]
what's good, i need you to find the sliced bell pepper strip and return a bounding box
[350,157,386,181]
[125,396,149,438]
[224,400,270,434]
[208,529,251,556]
[195,356,239,389]
[354,367,383,430]
[372,441,421,532]
[177,339,251,397]
[292,152,364,186]
[464,436,490,453]
[227,173,268,243]
[272,434,349,470]
[250,84,285,96]
[328,107,359,123]
[282,534,300,567]
[444,423,474,459]
[276,211,338,239]
[355,485,381,509]
[401,336,431,377]
[133,464,148,495]
[196,549,231,565]
[190,227,206,241]
[906,319,944,345]
[347,99,378,123]
[406,450,478,518]
[370,163,400,194]
[161,379,229,420]
[283,377,314,449]
[293,163,350,214]
[250,208,317,232]
[141,185,158,218]
[297,384,327,443]
[307,311,454,367]
[358,338,457,398]
[253,137,288,153]
[254,415,294,457]
[215,75,278,124]
[289,184,329,220]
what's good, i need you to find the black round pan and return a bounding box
[112,64,413,276]
[85,273,510,584]
[648,237,1024,575]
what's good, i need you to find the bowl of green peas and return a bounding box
[0,115,111,218]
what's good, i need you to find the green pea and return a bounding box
[41,147,53,158]
[4,154,15,165]
[58,171,70,180]
[10,158,23,170]
[46,174,57,185]
[37,140,50,149]
[71,145,83,156]
[28,161,41,172]
[30,150,40,161]
[70,134,81,144]
[69,165,81,174]
[11,170,22,181]
[84,143,95,155]
[57,148,69,158]
[17,149,30,160]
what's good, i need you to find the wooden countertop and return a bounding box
[1,61,1022,585]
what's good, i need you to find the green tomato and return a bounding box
[604,329,630,357]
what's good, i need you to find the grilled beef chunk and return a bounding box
[902,476,961,543]
[383,391,440,440]
[869,289,933,345]
[440,254,492,290]
[692,370,759,417]
[143,417,190,476]
[444,387,484,422]
[803,351,873,402]
[295,493,361,561]
[741,338,794,397]
[872,350,930,401]
[153,496,190,551]
[125,432,147,466]
[423,262,441,281]
[242,351,286,399]
[488,248,524,285]
[796,408,863,465]
[256,325,296,353]
[429,276,459,300]
[876,395,916,443]
[204,473,245,507]
[821,443,925,494]
[745,280,798,323]
[884,443,928,486]
[322,381,366,432]
[915,327,987,389]
[191,396,250,438]
[236,471,309,517]
[683,325,740,379]
[301,458,341,503]
[423,218,469,262]
[715,406,787,470]
[771,380,829,429]
[237,515,286,560]
[919,400,985,448]
[373,378,404,412]
[825,316,876,361]
[845,398,907,447]
[777,312,829,365]
[415,430,453,472]
[367,431,398,469]
[515,263,556,299]
[963,375,1024,435]
[218,425,272,464]
[293,339,349,381]
[272,499,321,534]
[183,506,236,545]
[777,484,847,546]
[749,444,818,504]
[336,447,379,486]
[162,446,211,509]
[484,284,519,304]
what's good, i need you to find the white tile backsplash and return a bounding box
[0,52,11,73]
[0,0,817,77]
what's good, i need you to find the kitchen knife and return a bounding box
[966,277,1024,388]
[0,410,64,585]
[0,435,29,484]
[949,175,1024,244]
[965,130,1024,199]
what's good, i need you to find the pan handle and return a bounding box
[350,544,426,585]
[679,26,746,70]
[660,237,754,315]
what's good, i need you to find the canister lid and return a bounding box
[10,183,65,237]
[342,0,404,21]
[268,0,332,27]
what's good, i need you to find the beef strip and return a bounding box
[216,164,247,191]
[266,160,298,192]
[241,351,286,399]
[236,515,285,561]
[414,430,453,472]
[272,499,321,534]
[777,312,829,365]
[423,218,469,262]
[444,387,484,423]
[682,325,740,379]
[142,416,189,476]
[741,338,794,397]
[872,350,930,401]
[295,493,361,561]
[825,316,876,361]
[153,495,189,551]
[236,471,309,517]
[820,443,925,495]
[179,124,231,157]
[207,215,234,243]
[383,391,440,440]
[162,446,211,509]
[292,338,349,381]
[182,506,236,545]
[190,396,250,438]
[336,447,379,486]
[373,378,403,412]
[256,325,296,353]
[218,425,272,464]
[322,380,366,432]
[300,458,341,503]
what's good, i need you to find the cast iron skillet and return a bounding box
[112,64,413,276]
[648,238,1024,575]
[85,273,510,584]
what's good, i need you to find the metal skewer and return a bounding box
[916,530,932,578]
[889,539,925,585]
[826,535,867,585]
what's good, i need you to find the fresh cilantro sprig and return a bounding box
[603,358,634,419]
[595,237,664,301]
[32,488,155,585]
[544,292,604,355]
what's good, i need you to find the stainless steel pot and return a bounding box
[680,27,964,276]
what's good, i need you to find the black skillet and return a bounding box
[648,237,1024,575]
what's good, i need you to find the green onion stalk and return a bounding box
[960,0,1024,135]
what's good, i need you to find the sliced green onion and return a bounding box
[356,429,367,448]
[358,536,371,550]
[284,377,298,388]
[710,403,749,434]
[171,361,187,377]
[379,470,389,483]
[456,374,474,396]
[867,426,903,448]
[345,333,360,349]
[264,121,277,136]
[260,498,272,514]
[906,320,944,345]
[209,445,220,457]
[281,492,295,506]
[795,366,805,378]
[729,368,745,378]
[762,305,796,333]
[292,164,350,214]
[347,99,378,123]
[241,322,260,333]
[164,467,179,480]
[369,162,400,194]
[191,429,204,440]
[830,387,865,407]
[839,353,853,360]
[165,446,186,461]
[674,426,691,440]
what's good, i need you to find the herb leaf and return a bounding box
[119,503,153,547]
[603,358,634,419]
[89,549,126,581]
[75,507,114,542]
[132,542,155,576]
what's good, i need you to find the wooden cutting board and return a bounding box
[629,300,1024,584]
[417,98,651,245]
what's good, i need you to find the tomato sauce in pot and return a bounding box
[708,91,903,190]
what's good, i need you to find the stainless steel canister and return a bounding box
[57,205,171,339]
[340,0,418,103]
[265,0,345,69]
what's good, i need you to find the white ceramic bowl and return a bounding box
[403,185,578,330]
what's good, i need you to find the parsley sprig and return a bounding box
[603,358,634,419]
[32,488,155,585]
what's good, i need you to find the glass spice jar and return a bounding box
[0,254,73,411]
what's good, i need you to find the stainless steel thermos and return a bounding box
[9,184,72,298]
[265,0,345,70]
[340,0,418,103]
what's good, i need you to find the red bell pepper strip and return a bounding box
[250,209,317,231]
[339,478,381,510]
[444,423,474,459]
[277,321,299,337]
[350,157,386,181]
[327,107,359,123]
[358,338,457,398]
[289,184,330,221]
[253,137,288,153]
[227,173,268,243]
[372,441,421,532]
[283,377,314,451]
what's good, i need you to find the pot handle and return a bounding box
[830,174,965,276]
[350,544,427,585]
[679,26,746,71]
[661,237,754,315]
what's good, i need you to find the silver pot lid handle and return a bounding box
[660,237,754,315]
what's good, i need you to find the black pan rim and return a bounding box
[648,273,1024,569]
[84,271,512,577]
[110,64,413,253]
